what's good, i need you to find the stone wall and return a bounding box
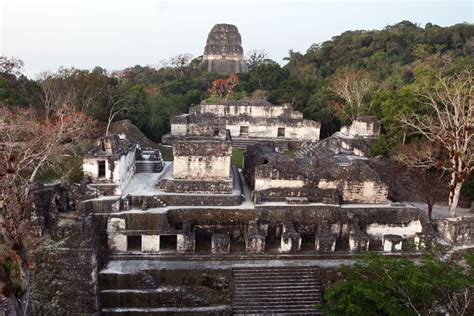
[190,101,295,118]
[340,116,381,137]
[438,216,474,246]
[319,180,388,204]
[173,141,232,181]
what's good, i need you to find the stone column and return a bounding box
[349,224,370,253]
[414,232,432,250]
[246,220,266,253]
[142,235,160,252]
[382,234,403,252]
[280,223,301,253]
[245,234,265,253]
[211,233,231,254]
[107,217,127,252]
[315,224,336,253]
[177,232,195,253]
[280,231,301,253]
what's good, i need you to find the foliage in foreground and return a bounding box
[321,252,474,316]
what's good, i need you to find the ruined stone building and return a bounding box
[72,113,442,314]
[162,99,321,151]
[83,134,162,195]
[296,116,380,157]
[202,24,248,74]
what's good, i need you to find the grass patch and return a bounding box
[286,149,297,157]
[157,145,173,161]
[232,149,245,169]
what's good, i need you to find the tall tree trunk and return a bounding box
[427,202,433,220]
[448,181,463,217]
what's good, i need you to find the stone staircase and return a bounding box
[294,142,319,157]
[99,269,232,315]
[135,161,162,173]
[232,266,323,315]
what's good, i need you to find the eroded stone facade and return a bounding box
[202,24,248,74]
[163,99,321,151]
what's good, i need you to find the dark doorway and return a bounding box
[98,160,106,178]
[160,235,177,253]
[240,126,249,136]
[277,127,285,137]
[195,227,212,253]
[127,235,142,251]
[301,234,315,252]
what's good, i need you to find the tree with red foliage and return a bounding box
[208,74,240,100]
[0,104,94,315]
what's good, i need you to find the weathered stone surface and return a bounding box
[382,234,403,252]
[203,24,247,74]
[438,216,474,246]
[211,233,231,254]
[28,181,99,315]
[177,232,196,253]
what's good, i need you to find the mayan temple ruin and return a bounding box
[65,109,441,315]
[202,24,248,74]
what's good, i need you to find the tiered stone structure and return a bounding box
[202,24,248,74]
[162,99,321,151]
[160,127,233,193]
[81,111,436,314]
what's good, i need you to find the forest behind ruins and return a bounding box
[1,21,473,203]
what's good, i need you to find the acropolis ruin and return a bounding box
[77,102,439,314]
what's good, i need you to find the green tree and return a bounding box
[321,252,474,316]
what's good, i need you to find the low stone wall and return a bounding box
[160,178,234,194]
[438,216,474,246]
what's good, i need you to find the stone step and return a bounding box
[135,161,162,173]
[100,288,208,308]
[235,285,321,291]
[234,295,321,303]
[234,276,317,282]
[234,307,321,314]
[232,266,322,315]
[234,267,318,271]
[234,271,317,276]
[102,305,232,316]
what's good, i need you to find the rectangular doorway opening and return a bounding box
[160,235,177,253]
[240,126,249,136]
[277,127,285,137]
[98,160,106,178]
[127,235,142,252]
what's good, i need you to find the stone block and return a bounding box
[211,233,231,254]
[142,235,160,252]
[349,225,370,253]
[315,225,336,253]
[246,235,265,254]
[414,232,433,250]
[280,231,301,253]
[107,217,125,233]
[177,233,195,253]
[382,234,403,252]
[108,234,127,252]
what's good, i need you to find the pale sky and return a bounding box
[1,0,472,78]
